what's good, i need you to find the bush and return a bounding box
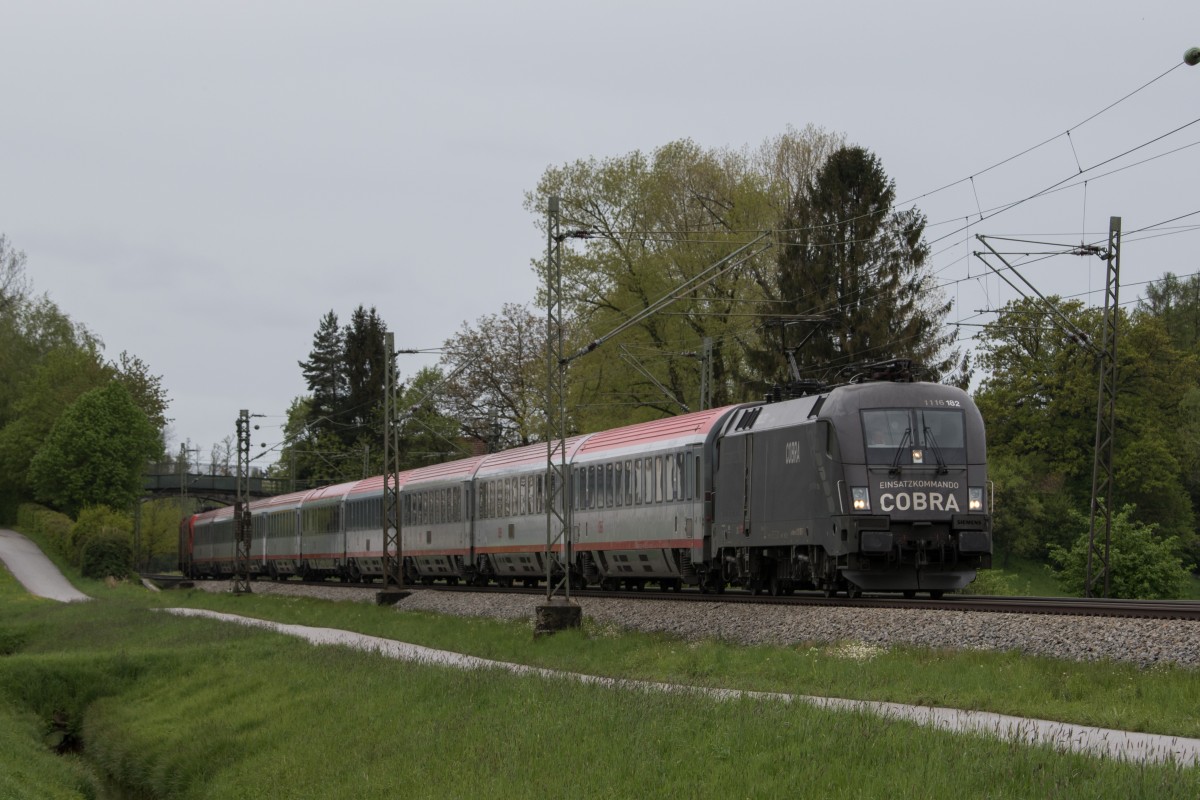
[80,536,133,580]
[16,503,74,557]
[69,505,132,568]
[1048,505,1194,599]
[959,568,1026,596]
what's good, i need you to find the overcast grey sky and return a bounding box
[2,1,1197,466]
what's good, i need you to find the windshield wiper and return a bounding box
[889,428,912,475]
[923,426,949,475]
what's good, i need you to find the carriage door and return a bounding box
[684,447,697,542]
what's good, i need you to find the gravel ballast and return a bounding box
[191,581,1200,669]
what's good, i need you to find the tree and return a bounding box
[298,310,346,440]
[1049,506,1193,599]
[209,436,235,476]
[111,350,170,434]
[1140,271,1200,353]
[0,234,30,318]
[274,396,361,488]
[27,382,162,517]
[0,344,111,495]
[752,146,957,390]
[526,129,848,431]
[395,367,469,467]
[975,296,1200,558]
[342,305,390,445]
[440,303,546,450]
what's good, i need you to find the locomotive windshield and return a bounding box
[862,408,966,465]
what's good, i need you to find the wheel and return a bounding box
[600,577,618,591]
[846,583,862,599]
[768,577,784,597]
[929,590,944,600]
[902,590,916,599]
[822,585,838,598]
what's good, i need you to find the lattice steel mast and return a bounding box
[232,409,252,595]
[544,196,573,608]
[382,332,404,590]
[1085,217,1121,597]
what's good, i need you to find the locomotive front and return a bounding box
[829,381,992,595]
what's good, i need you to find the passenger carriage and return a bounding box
[472,437,587,587]
[570,408,731,591]
[400,457,485,585]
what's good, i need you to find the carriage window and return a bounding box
[614,462,623,507]
[606,463,614,507]
[633,459,642,505]
[664,454,675,501]
[654,456,663,503]
[624,460,633,505]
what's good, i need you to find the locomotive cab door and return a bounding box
[740,435,753,537]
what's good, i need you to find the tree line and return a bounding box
[5,124,1197,597]
[0,234,174,573]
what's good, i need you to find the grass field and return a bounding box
[1,547,1199,798]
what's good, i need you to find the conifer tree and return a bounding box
[342,305,389,444]
[760,146,956,388]
[298,310,345,439]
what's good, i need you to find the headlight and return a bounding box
[851,487,871,512]
[969,487,984,512]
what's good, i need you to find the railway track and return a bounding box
[148,575,1200,621]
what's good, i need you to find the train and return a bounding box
[180,360,992,597]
